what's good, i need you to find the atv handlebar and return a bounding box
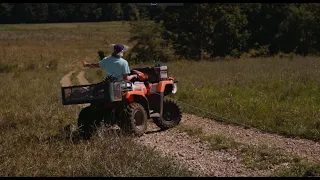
[129,65,170,83]
[130,69,148,81]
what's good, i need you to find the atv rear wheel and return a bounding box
[120,103,148,136]
[153,99,182,130]
[78,106,103,140]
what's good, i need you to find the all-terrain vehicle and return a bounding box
[61,65,181,139]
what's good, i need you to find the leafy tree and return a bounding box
[277,4,317,55]
[91,5,102,22]
[11,3,36,23]
[122,3,139,21]
[0,3,13,23]
[48,3,75,22]
[33,3,48,23]
[148,5,166,23]
[107,3,123,20]
[137,6,149,20]
[70,3,101,22]
[210,4,250,57]
[162,3,218,60]
[127,21,175,63]
[162,3,249,59]
[308,4,320,54]
[241,3,290,55]
[98,3,123,21]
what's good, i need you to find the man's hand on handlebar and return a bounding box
[123,74,138,82]
[132,70,148,81]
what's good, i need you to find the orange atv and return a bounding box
[61,65,181,139]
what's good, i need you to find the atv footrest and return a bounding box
[150,113,160,118]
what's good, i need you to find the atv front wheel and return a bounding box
[78,106,103,140]
[153,99,182,130]
[120,103,148,136]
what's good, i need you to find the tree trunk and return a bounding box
[198,39,203,60]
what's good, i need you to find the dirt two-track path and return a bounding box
[60,69,320,177]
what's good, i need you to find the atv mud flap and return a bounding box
[147,92,164,117]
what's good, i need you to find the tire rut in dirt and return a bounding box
[60,70,75,87]
[77,71,89,85]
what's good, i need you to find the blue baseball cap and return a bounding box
[114,44,127,53]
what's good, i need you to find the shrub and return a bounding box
[0,63,18,73]
[127,20,176,63]
[248,45,270,58]
[97,50,106,60]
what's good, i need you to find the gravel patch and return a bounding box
[181,114,320,163]
[135,123,269,176]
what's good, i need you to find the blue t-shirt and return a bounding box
[98,56,131,81]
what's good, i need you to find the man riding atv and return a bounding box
[83,44,137,81]
[61,43,181,139]
[83,44,143,129]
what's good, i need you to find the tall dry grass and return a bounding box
[0,22,193,177]
[165,58,320,140]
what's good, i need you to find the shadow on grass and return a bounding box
[44,124,83,144]
[0,121,18,132]
[48,123,119,144]
[45,120,168,146]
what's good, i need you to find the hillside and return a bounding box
[0,21,319,177]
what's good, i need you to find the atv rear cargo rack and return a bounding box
[61,81,133,105]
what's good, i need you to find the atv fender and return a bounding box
[148,80,174,117]
[156,80,174,93]
[123,91,150,119]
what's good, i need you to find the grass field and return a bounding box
[1,21,320,176]
[168,58,320,140]
[0,22,193,176]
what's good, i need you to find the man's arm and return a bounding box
[83,60,100,68]
[122,60,137,81]
[123,74,138,81]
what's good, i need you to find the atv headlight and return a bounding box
[172,83,177,94]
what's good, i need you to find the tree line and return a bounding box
[0,3,164,23]
[2,3,320,59]
[129,3,320,61]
